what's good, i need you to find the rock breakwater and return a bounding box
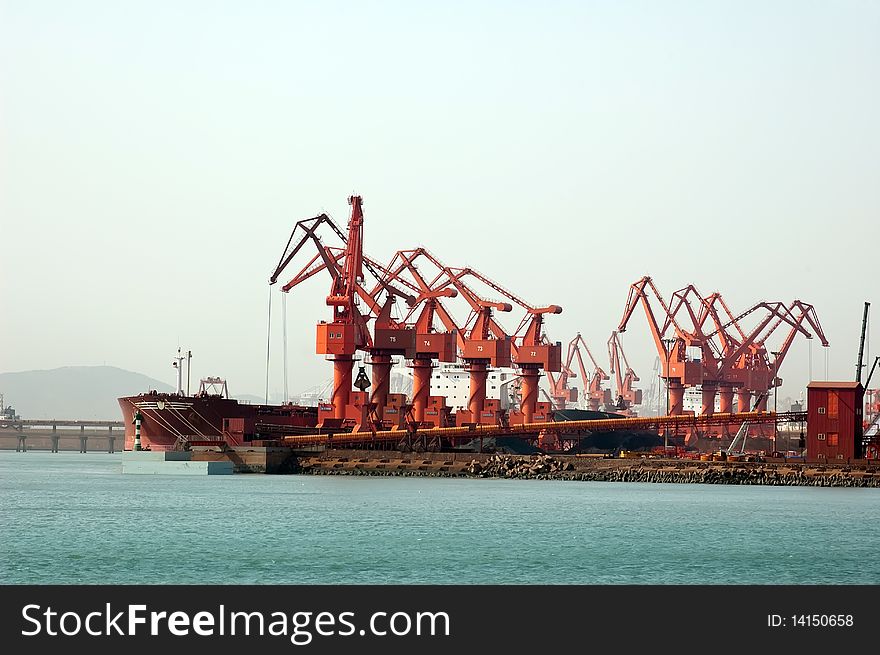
[299,453,880,487]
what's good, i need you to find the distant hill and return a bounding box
[0,366,174,420]
[0,366,414,419]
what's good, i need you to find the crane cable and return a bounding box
[808,338,813,382]
[282,291,289,403]
[265,286,272,404]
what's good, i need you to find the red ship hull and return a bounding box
[118,392,318,451]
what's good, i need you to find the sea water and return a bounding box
[1,451,879,584]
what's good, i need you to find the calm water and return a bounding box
[1,451,879,584]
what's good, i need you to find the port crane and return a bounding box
[620,277,829,419]
[706,300,828,412]
[563,334,611,412]
[607,331,642,416]
[618,277,718,417]
[255,195,842,456]
[545,334,577,410]
[405,289,459,427]
[379,248,562,426]
[375,247,511,426]
[434,266,562,425]
[273,197,373,426]
[269,197,419,430]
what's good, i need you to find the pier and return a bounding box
[0,419,125,453]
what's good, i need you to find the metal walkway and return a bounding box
[278,411,805,449]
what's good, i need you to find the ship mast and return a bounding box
[186,350,192,396]
[173,348,186,395]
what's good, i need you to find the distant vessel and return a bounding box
[0,393,21,427]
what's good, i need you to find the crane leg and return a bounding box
[737,390,752,413]
[519,365,541,424]
[411,358,433,424]
[701,384,717,416]
[719,388,735,414]
[332,356,354,420]
[467,361,488,419]
[668,382,685,415]
[369,354,393,423]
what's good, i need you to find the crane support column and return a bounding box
[718,387,735,414]
[668,381,685,415]
[701,384,717,416]
[519,365,541,424]
[467,362,489,418]
[369,354,393,422]
[410,358,433,424]
[332,356,354,420]
[736,390,752,413]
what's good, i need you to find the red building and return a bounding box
[806,381,864,462]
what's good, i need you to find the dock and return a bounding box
[122,450,233,475]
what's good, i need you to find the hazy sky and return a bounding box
[1,1,878,404]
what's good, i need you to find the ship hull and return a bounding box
[118,392,317,451]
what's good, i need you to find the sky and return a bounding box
[1,0,878,405]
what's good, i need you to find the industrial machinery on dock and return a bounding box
[118,195,833,457]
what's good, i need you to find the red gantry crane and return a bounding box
[566,334,612,412]
[269,196,418,431]
[406,289,459,427]
[366,294,417,429]
[607,331,642,416]
[374,247,494,427]
[426,263,514,426]
[743,301,829,411]
[294,196,371,427]
[545,335,577,410]
[618,277,717,417]
[705,300,827,412]
[457,299,514,425]
[363,251,463,427]
[660,282,725,416]
[513,304,564,423]
[378,248,562,425]
[436,266,562,425]
[271,206,563,432]
[619,275,829,436]
[379,247,563,426]
[696,292,747,415]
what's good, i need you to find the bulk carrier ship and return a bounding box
[117,353,317,451]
